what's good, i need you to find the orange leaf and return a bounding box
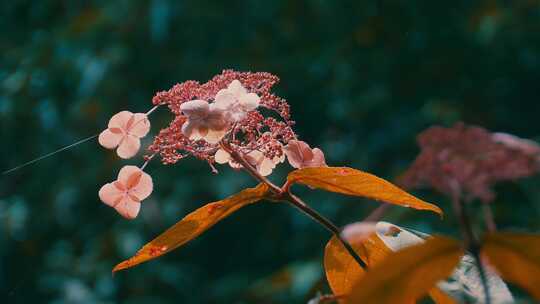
[324,231,456,304]
[482,232,540,300]
[428,288,459,304]
[287,167,442,215]
[324,235,367,297]
[344,236,463,304]
[113,183,269,272]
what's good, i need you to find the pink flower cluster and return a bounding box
[147,70,294,167]
[97,70,327,219]
[398,123,540,202]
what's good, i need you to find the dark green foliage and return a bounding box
[1,1,539,303]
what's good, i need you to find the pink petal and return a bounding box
[213,91,236,111]
[284,140,325,169]
[98,129,123,149]
[118,165,142,185]
[114,197,141,219]
[341,222,377,244]
[131,170,153,201]
[205,128,227,144]
[273,153,286,164]
[98,183,124,207]
[125,171,142,189]
[284,140,309,168]
[227,80,247,96]
[257,157,275,176]
[180,100,209,119]
[229,160,243,169]
[181,121,195,139]
[493,132,540,155]
[246,150,264,165]
[240,93,260,111]
[229,110,248,122]
[299,142,315,161]
[182,121,207,140]
[108,111,133,130]
[206,108,228,129]
[128,113,151,138]
[197,125,209,138]
[308,148,327,167]
[116,135,141,159]
[215,149,231,164]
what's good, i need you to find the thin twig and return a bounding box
[219,141,281,193]
[140,153,156,171]
[285,192,367,269]
[222,140,366,270]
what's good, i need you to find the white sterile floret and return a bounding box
[213,80,260,122]
[180,99,229,144]
[215,148,284,177]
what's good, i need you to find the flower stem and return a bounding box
[145,105,160,116]
[221,140,366,270]
[449,181,491,304]
[482,202,497,232]
[140,153,156,170]
[284,191,367,269]
[219,142,281,193]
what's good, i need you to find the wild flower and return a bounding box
[147,70,294,166]
[213,79,261,122]
[98,165,153,219]
[98,70,297,217]
[398,122,540,202]
[215,147,285,176]
[98,111,151,159]
[179,99,229,143]
[284,140,327,169]
[96,71,442,282]
[92,71,540,304]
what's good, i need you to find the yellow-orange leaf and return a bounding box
[113,183,269,272]
[344,236,463,304]
[482,232,540,300]
[287,167,442,215]
[324,235,367,297]
[324,232,456,304]
[428,288,459,304]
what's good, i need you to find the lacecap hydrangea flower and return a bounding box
[98,70,326,218]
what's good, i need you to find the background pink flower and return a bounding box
[98,111,151,159]
[398,123,540,202]
[98,165,153,219]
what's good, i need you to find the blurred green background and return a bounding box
[1,1,540,303]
